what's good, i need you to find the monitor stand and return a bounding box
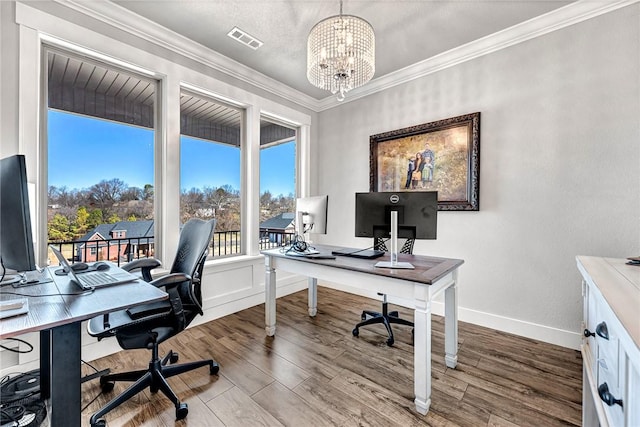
[375,211,414,269]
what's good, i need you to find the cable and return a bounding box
[0,337,34,353]
[80,359,107,413]
[280,234,315,255]
[0,289,94,298]
[344,237,390,255]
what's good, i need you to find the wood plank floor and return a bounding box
[80,288,583,426]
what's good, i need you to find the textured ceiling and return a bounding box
[113,0,575,100]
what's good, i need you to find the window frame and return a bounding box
[179,88,245,258]
[14,4,311,268]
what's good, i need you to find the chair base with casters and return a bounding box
[352,238,415,346]
[89,343,218,427]
[352,293,414,346]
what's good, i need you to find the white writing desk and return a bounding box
[262,245,464,415]
[0,265,167,426]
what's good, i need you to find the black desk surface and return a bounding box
[0,265,167,339]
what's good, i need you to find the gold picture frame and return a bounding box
[370,112,480,211]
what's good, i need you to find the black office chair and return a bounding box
[352,238,415,346]
[87,218,219,427]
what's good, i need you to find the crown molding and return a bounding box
[56,0,321,111]
[316,0,639,111]
[54,0,638,113]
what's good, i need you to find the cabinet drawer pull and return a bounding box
[583,328,595,338]
[595,322,609,340]
[598,382,623,408]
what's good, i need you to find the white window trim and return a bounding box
[15,1,311,265]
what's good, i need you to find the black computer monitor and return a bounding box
[355,191,437,240]
[0,154,37,274]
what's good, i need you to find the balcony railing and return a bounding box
[48,230,295,266]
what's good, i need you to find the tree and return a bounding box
[87,209,104,230]
[74,206,90,238]
[89,178,128,210]
[120,187,143,202]
[107,213,121,224]
[143,184,154,201]
[180,188,205,223]
[48,213,72,241]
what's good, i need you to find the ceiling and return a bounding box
[112,0,575,101]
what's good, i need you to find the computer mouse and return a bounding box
[93,261,110,271]
[64,262,88,273]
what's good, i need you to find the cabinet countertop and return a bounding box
[577,256,640,352]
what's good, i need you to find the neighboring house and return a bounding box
[76,220,154,263]
[259,213,295,245]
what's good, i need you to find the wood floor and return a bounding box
[80,288,583,426]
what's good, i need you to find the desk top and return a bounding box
[0,265,167,339]
[262,244,464,285]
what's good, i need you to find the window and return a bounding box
[46,48,156,265]
[259,118,297,249]
[180,91,242,258]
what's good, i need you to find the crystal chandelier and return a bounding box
[307,0,375,101]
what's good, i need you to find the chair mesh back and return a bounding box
[171,219,216,276]
[170,219,215,316]
[373,237,414,254]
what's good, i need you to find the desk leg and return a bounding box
[265,256,277,336]
[413,299,432,415]
[39,330,51,399]
[50,322,81,426]
[308,277,317,317]
[444,272,459,369]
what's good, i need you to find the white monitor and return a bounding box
[295,195,328,235]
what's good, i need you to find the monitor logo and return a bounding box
[389,194,400,204]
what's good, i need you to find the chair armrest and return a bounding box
[149,272,191,290]
[122,258,162,282]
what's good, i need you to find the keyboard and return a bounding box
[75,272,118,289]
[331,248,385,259]
[71,270,138,291]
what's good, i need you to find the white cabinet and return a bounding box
[578,256,640,427]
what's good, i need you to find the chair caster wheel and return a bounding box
[352,328,359,337]
[210,363,219,375]
[386,337,394,346]
[91,419,107,427]
[100,380,115,393]
[176,403,188,420]
[170,352,179,364]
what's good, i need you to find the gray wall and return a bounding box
[315,4,640,345]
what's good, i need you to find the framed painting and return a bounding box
[369,112,480,211]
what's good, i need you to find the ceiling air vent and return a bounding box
[227,26,263,50]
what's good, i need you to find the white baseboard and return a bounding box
[319,281,582,350]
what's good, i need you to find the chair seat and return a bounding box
[87,301,172,340]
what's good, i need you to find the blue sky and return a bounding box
[48,110,295,197]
